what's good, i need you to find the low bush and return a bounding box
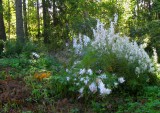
[2,39,41,58]
[117,86,160,113]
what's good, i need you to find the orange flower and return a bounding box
[34,72,51,81]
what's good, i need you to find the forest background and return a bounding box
[0,0,160,57]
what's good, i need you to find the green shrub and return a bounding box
[3,39,41,58]
[21,41,39,58]
[63,15,159,99]
[3,39,22,57]
[117,86,160,113]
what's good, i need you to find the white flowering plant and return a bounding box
[64,14,160,98]
[65,66,126,99]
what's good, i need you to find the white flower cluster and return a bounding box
[73,14,156,75]
[32,52,40,59]
[73,34,90,55]
[89,82,97,93]
[97,79,111,95]
[153,48,158,64]
[66,68,125,98]
[152,48,160,73]
[118,77,125,83]
[92,14,155,75]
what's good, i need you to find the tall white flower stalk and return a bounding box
[73,14,155,75]
[73,34,90,55]
[152,48,160,73]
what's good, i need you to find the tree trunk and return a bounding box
[42,0,49,43]
[16,0,25,43]
[7,0,11,39]
[147,0,152,20]
[158,13,160,20]
[0,0,6,41]
[52,0,56,26]
[37,0,40,39]
[23,0,28,39]
[52,0,59,26]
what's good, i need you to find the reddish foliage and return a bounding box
[0,76,30,104]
